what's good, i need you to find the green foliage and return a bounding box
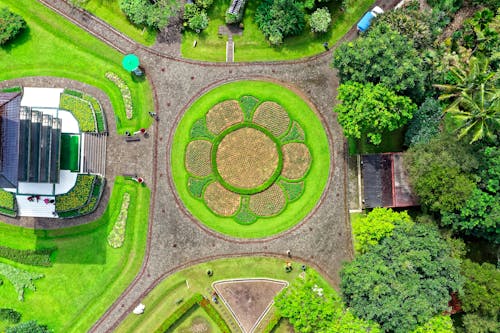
[405,135,478,213]
[153,293,204,333]
[105,72,133,120]
[281,121,305,143]
[455,9,499,58]
[183,3,198,22]
[188,10,209,33]
[459,259,499,333]
[341,223,464,333]
[234,199,258,225]
[107,193,131,249]
[194,0,213,10]
[334,81,417,145]
[275,270,381,333]
[255,0,305,45]
[81,93,106,133]
[55,175,96,212]
[352,208,413,254]
[0,263,44,301]
[262,312,281,333]
[0,246,55,267]
[0,189,15,210]
[405,98,442,146]
[59,94,96,132]
[0,7,26,46]
[187,177,212,198]
[0,308,21,324]
[411,315,454,333]
[119,0,179,29]
[239,96,259,120]
[427,0,463,14]
[310,7,331,33]
[198,299,231,332]
[6,320,50,333]
[333,23,427,101]
[189,118,214,140]
[279,181,303,202]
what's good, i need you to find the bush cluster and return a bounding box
[119,0,179,30]
[0,189,15,210]
[105,72,133,120]
[0,308,21,324]
[0,263,44,301]
[55,175,96,212]
[107,193,131,249]
[199,298,231,332]
[57,176,104,218]
[59,94,96,132]
[310,7,331,33]
[183,0,213,33]
[154,293,204,332]
[0,8,26,46]
[0,246,55,267]
[255,0,305,45]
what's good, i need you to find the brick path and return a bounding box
[9,1,401,331]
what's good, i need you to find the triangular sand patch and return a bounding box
[213,278,288,333]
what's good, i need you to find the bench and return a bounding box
[125,136,140,142]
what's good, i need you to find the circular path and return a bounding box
[7,1,401,332]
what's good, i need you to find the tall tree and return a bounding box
[341,223,464,333]
[334,82,417,145]
[0,8,26,46]
[255,0,305,45]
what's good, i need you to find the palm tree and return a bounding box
[435,56,500,143]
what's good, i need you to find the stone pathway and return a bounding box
[18,1,403,332]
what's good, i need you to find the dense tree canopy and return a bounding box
[0,7,26,46]
[332,23,427,101]
[405,98,443,146]
[352,208,413,254]
[459,259,500,333]
[119,0,179,29]
[334,81,417,145]
[255,0,305,45]
[275,270,381,332]
[411,315,454,333]
[341,223,463,333]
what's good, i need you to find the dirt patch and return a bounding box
[204,182,241,216]
[213,279,288,333]
[185,140,213,177]
[248,184,286,216]
[281,143,311,180]
[206,100,244,135]
[253,102,290,137]
[216,127,280,190]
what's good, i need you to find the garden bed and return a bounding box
[0,189,17,217]
[55,175,105,218]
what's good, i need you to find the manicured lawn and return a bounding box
[116,257,304,333]
[0,176,151,332]
[0,0,153,134]
[167,305,222,333]
[181,0,375,62]
[83,0,157,46]
[171,81,330,238]
[60,134,80,171]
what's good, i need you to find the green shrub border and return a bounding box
[56,176,105,218]
[63,89,108,133]
[0,246,56,267]
[210,122,284,195]
[171,81,330,238]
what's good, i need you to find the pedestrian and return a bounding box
[44,198,50,204]
[49,199,55,204]
[286,250,291,258]
[323,42,329,51]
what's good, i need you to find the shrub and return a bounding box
[405,98,442,146]
[199,299,231,332]
[154,293,204,333]
[82,93,107,133]
[107,193,131,249]
[183,3,198,22]
[194,0,213,10]
[225,12,239,24]
[105,72,133,120]
[0,263,44,301]
[55,175,96,212]
[6,320,50,333]
[119,0,179,30]
[255,0,305,45]
[0,8,26,46]
[188,11,209,33]
[59,94,96,132]
[0,189,15,210]
[0,246,55,267]
[310,8,331,33]
[0,308,21,324]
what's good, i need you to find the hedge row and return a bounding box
[199,298,231,333]
[0,246,56,267]
[55,175,96,212]
[153,293,204,333]
[60,93,96,132]
[262,312,281,333]
[0,189,15,210]
[62,89,107,133]
[57,176,104,218]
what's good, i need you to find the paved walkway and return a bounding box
[14,1,401,332]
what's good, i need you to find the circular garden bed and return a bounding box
[171,81,330,238]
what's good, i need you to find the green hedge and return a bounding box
[0,308,21,324]
[199,298,231,333]
[63,89,107,133]
[0,246,56,267]
[0,189,15,210]
[59,93,96,132]
[55,175,96,212]
[153,293,204,333]
[262,312,281,333]
[57,176,104,218]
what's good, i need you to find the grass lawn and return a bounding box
[0,176,150,332]
[181,0,375,62]
[166,305,222,333]
[171,81,330,238]
[60,134,80,171]
[349,211,365,255]
[348,127,406,155]
[83,0,157,46]
[0,0,153,134]
[116,257,305,333]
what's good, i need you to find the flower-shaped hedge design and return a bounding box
[185,97,312,224]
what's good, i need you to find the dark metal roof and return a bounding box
[0,93,21,188]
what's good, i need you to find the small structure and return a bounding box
[133,303,145,315]
[122,54,143,76]
[361,153,419,208]
[226,0,247,24]
[357,6,384,32]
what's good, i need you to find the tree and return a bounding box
[6,320,51,333]
[334,82,417,145]
[0,8,26,46]
[411,315,454,333]
[119,0,179,29]
[310,7,331,33]
[188,10,209,33]
[352,208,413,254]
[274,270,381,333]
[341,223,464,333]
[405,134,478,213]
[405,98,443,146]
[459,260,500,333]
[255,0,305,45]
[435,57,500,143]
[332,23,427,101]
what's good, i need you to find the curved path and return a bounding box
[21,1,399,332]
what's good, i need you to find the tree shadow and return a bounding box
[1,26,32,53]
